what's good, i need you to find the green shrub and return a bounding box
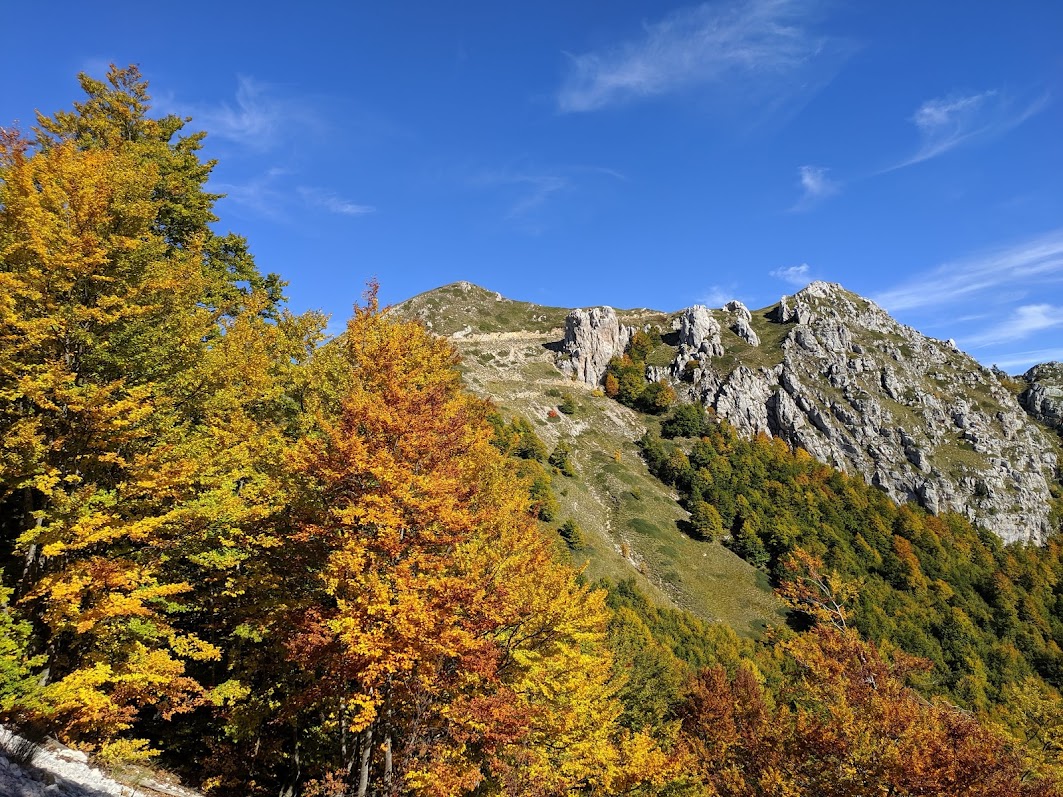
[549,440,576,477]
[662,403,709,438]
[559,519,585,549]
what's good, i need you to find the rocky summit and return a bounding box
[1021,363,1063,433]
[398,281,1061,545]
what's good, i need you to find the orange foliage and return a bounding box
[278,289,657,794]
[679,626,1055,797]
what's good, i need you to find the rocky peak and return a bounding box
[1020,362,1063,432]
[721,301,760,346]
[800,280,846,298]
[723,300,752,321]
[675,305,724,356]
[552,282,1057,543]
[558,306,634,385]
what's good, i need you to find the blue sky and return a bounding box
[2,1,1061,371]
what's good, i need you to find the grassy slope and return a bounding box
[393,283,783,636]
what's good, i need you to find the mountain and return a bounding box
[396,282,784,634]
[397,281,1060,548]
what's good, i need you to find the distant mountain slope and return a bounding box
[552,281,1059,544]
[395,280,1060,609]
[393,282,783,635]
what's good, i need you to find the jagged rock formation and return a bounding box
[558,306,634,385]
[1020,363,1063,432]
[718,301,760,346]
[556,282,1058,543]
[676,305,724,357]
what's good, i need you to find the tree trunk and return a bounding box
[356,724,373,797]
[383,734,393,793]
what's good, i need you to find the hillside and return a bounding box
[398,281,1059,547]
[393,278,1063,656]
[393,282,784,635]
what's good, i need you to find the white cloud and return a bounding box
[298,187,376,217]
[557,0,847,113]
[875,231,1063,369]
[213,167,290,220]
[509,175,571,218]
[197,77,284,149]
[472,164,624,224]
[473,170,571,219]
[964,304,1063,348]
[702,285,735,306]
[770,263,811,286]
[216,171,375,221]
[890,89,1050,170]
[874,229,1063,313]
[791,165,839,210]
[164,76,323,153]
[991,347,1063,373]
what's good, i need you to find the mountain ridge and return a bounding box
[395,280,1060,545]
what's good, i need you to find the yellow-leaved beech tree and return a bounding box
[0,133,215,750]
[203,289,675,795]
[0,69,323,762]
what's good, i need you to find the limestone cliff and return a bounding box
[1021,363,1063,432]
[557,282,1058,543]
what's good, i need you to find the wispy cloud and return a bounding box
[874,229,1063,313]
[770,263,812,286]
[216,170,375,222]
[298,187,376,216]
[473,170,572,220]
[791,165,839,210]
[163,76,322,153]
[889,89,1049,170]
[471,164,624,226]
[992,347,1063,372]
[964,304,1063,348]
[874,230,1063,370]
[509,175,571,218]
[213,168,290,220]
[203,77,280,145]
[557,0,848,114]
[703,285,736,306]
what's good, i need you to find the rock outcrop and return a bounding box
[557,307,634,385]
[675,305,724,357]
[556,282,1058,543]
[1020,363,1063,432]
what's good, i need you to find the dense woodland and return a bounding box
[1,66,1062,796]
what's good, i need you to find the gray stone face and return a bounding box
[557,306,633,386]
[729,317,761,347]
[676,305,724,356]
[673,283,1055,543]
[721,301,760,346]
[1020,362,1063,431]
[723,300,753,321]
[551,282,1058,543]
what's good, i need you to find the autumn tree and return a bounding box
[679,627,1057,796]
[33,64,285,317]
[208,290,668,796]
[0,69,323,761]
